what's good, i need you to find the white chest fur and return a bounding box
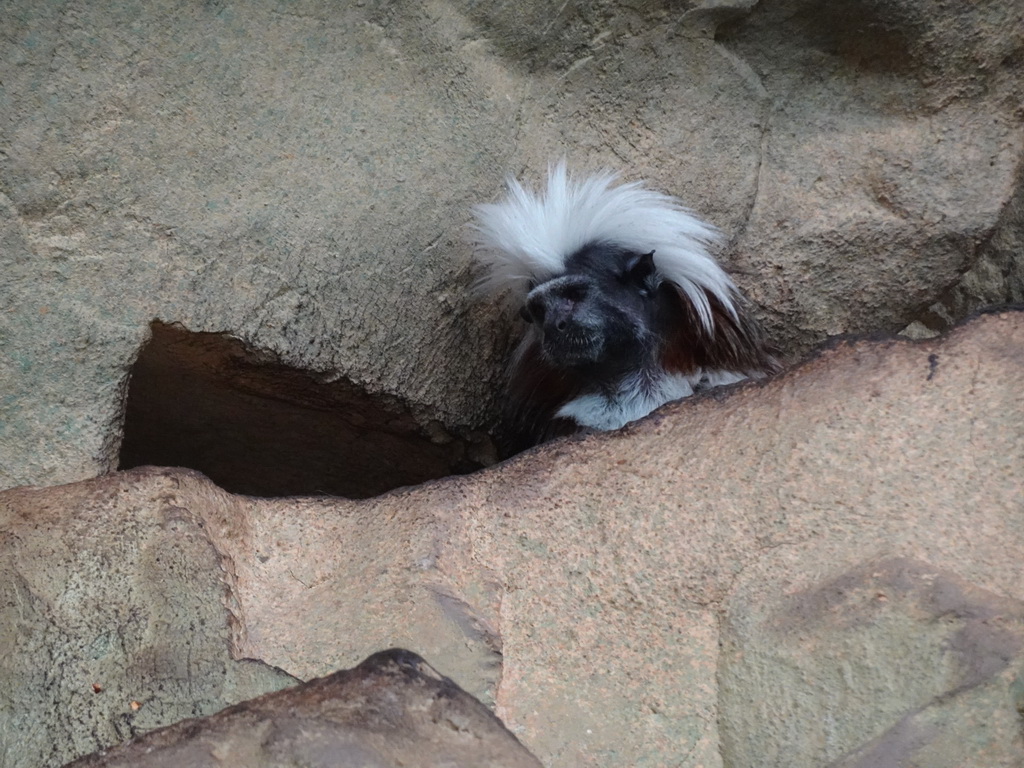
[555,369,746,431]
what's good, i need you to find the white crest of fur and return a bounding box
[471,161,737,332]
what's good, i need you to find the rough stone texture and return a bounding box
[2,310,1022,767]
[720,558,1024,767]
[2,0,1022,490]
[0,472,298,768]
[919,167,1024,333]
[714,0,1024,345]
[0,0,514,490]
[67,649,543,768]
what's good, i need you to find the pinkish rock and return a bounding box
[2,310,1022,767]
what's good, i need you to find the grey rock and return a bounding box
[2,0,1021,490]
[715,0,1024,348]
[0,0,515,490]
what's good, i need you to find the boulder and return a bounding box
[67,649,542,768]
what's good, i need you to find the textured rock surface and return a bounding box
[2,310,1022,767]
[721,558,1024,768]
[2,0,1022,490]
[67,649,543,768]
[0,0,513,490]
[2,0,1023,763]
[0,472,297,768]
[715,0,1024,345]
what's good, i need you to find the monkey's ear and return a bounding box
[624,250,656,282]
[624,250,658,297]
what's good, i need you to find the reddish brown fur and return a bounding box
[661,285,780,377]
[504,339,585,451]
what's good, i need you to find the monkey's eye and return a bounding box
[562,283,588,303]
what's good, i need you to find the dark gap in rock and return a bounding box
[118,321,494,498]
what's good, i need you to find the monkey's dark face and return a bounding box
[520,244,668,375]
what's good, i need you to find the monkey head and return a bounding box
[520,244,668,377]
[471,162,778,449]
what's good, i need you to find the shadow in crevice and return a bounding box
[118,322,494,498]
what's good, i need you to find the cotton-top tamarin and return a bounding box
[471,162,779,451]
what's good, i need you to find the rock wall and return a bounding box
[2,0,1021,489]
